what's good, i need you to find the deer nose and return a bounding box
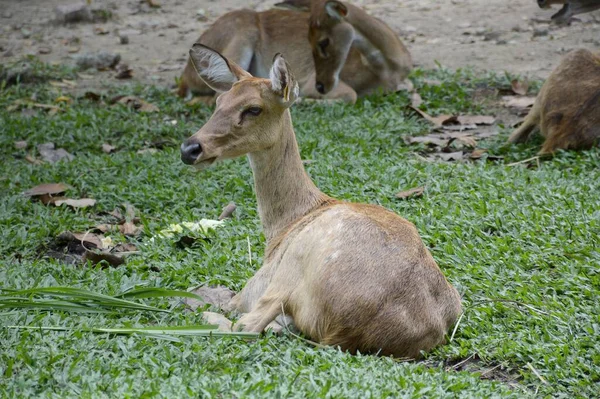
[180,140,202,165]
[316,81,325,94]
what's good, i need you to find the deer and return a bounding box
[507,49,600,155]
[180,43,461,358]
[178,3,412,103]
[536,0,600,23]
[287,0,413,96]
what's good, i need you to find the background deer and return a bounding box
[180,44,461,358]
[537,0,600,22]
[301,0,413,96]
[178,7,380,103]
[507,49,600,154]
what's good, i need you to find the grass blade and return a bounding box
[6,325,260,339]
[0,300,111,313]
[116,287,204,300]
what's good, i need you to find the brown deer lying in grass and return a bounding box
[278,0,413,95]
[180,44,461,358]
[178,3,412,103]
[507,49,600,155]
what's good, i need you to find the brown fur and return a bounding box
[178,8,374,103]
[181,45,461,359]
[306,0,413,95]
[507,49,600,154]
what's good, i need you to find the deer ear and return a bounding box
[269,53,299,107]
[325,1,348,20]
[189,43,251,92]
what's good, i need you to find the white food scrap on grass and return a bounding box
[154,219,225,239]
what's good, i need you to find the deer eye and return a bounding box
[319,38,330,52]
[242,107,262,118]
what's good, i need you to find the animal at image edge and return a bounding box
[537,0,600,22]
[180,44,461,358]
[507,49,600,154]
[178,0,412,103]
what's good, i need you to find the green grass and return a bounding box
[0,63,598,398]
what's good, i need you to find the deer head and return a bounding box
[180,44,299,168]
[308,1,354,95]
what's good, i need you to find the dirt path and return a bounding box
[1,0,598,90]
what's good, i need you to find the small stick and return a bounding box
[247,236,252,265]
[506,156,540,167]
[449,312,464,343]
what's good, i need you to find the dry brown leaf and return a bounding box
[470,149,487,159]
[113,243,138,253]
[184,285,236,311]
[409,106,457,127]
[455,136,478,148]
[115,96,159,113]
[118,221,140,236]
[434,151,464,162]
[406,135,448,147]
[57,231,104,250]
[502,96,536,109]
[510,79,529,96]
[94,223,117,233]
[456,115,495,125]
[25,155,43,165]
[55,96,72,104]
[146,0,161,8]
[218,202,237,220]
[395,186,425,200]
[82,251,125,267]
[23,183,70,197]
[53,198,96,208]
[14,140,28,149]
[410,92,423,108]
[102,143,116,153]
[83,91,101,101]
[94,26,109,35]
[107,208,123,220]
[115,64,133,79]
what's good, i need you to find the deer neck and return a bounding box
[247,110,328,243]
[344,3,409,72]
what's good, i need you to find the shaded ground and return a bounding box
[1,0,599,91]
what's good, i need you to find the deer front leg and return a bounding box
[234,293,285,333]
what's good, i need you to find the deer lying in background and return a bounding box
[278,0,413,95]
[537,0,600,23]
[179,2,412,102]
[507,49,600,155]
[179,8,376,103]
[180,44,460,358]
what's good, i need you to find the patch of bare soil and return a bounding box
[0,0,598,91]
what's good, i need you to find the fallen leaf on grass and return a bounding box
[25,155,43,165]
[146,0,161,8]
[83,91,101,101]
[510,79,529,96]
[82,250,125,267]
[94,26,109,35]
[136,148,158,155]
[201,311,232,332]
[409,106,456,127]
[456,115,495,125]
[54,96,72,104]
[23,183,71,197]
[7,100,61,114]
[502,96,536,115]
[14,140,27,149]
[218,202,236,220]
[115,64,133,79]
[470,149,487,159]
[395,186,424,200]
[113,96,159,113]
[53,198,96,208]
[184,285,236,311]
[37,143,74,163]
[101,143,116,153]
[119,221,141,236]
[49,79,77,89]
[57,231,105,250]
[432,151,464,162]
